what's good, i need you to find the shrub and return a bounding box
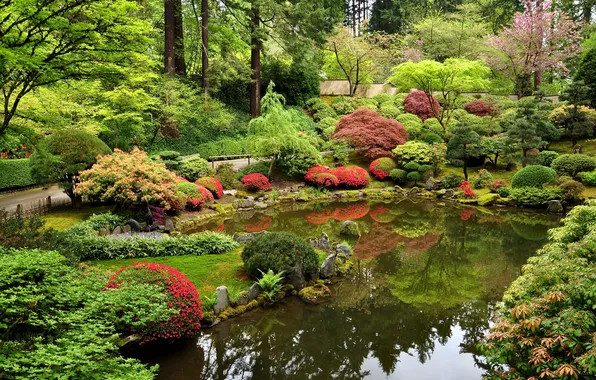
[558,177,585,201]
[392,141,433,166]
[460,180,476,197]
[396,113,423,138]
[331,98,355,115]
[490,179,507,192]
[195,138,245,158]
[215,163,239,190]
[379,104,402,119]
[535,150,559,167]
[403,161,420,172]
[236,162,270,180]
[511,165,557,189]
[581,170,596,186]
[473,169,493,189]
[403,90,440,121]
[241,173,271,192]
[390,169,407,184]
[330,166,370,188]
[156,150,183,171]
[0,159,36,190]
[496,186,511,197]
[510,187,564,206]
[305,165,330,183]
[551,154,596,178]
[441,174,465,189]
[105,262,202,344]
[331,108,408,159]
[176,157,213,182]
[241,232,319,280]
[406,171,421,184]
[196,177,223,199]
[177,181,211,210]
[463,100,496,117]
[369,157,397,180]
[77,148,178,210]
[419,132,443,145]
[310,173,339,188]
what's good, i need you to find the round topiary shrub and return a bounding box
[195,176,223,199]
[440,173,465,189]
[403,161,421,172]
[311,173,339,188]
[176,157,213,182]
[551,154,596,178]
[241,173,271,192]
[104,262,202,344]
[177,180,212,210]
[403,90,441,121]
[241,232,319,280]
[369,157,397,180]
[396,113,423,138]
[305,165,330,183]
[390,169,407,183]
[535,150,559,167]
[464,100,496,117]
[392,141,433,166]
[330,166,370,188]
[419,132,443,144]
[511,165,557,188]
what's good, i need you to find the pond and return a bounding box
[138,199,560,379]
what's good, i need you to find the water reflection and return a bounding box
[145,201,559,379]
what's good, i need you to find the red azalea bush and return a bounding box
[177,181,210,210]
[332,202,370,221]
[176,176,189,182]
[196,177,223,199]
[243,215,273,232]
[331,166,370,189]
[305,209,334,225]
[304,165,339,188]
[489,179,507,192]
[369,157,397,180]
[331,109,408,159]
[305,165,330,183]
[403,90,441,121]
[241,173,271,192]
[196,184,214,202]
[149,205,165,225]
[464,100,497,117]
[104,262,202,344]
[460,180,476,198]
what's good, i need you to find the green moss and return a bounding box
[458,198,479,204]
[298,285,331,304]
[477,193,500,206]
[316,249,328,265]
[42,205,114,231]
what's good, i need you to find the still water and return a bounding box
[140,199,560,379]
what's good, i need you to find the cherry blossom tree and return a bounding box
[485,0,582,98]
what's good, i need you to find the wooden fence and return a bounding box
[1,196,72,220]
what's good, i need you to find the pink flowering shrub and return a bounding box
[104,262,202,344]
[196,177,223,199]
[490,179,507,192]
[331,166,370,188]
[242,173,271,192]
[464,100,497,117]
[304,165,339,188]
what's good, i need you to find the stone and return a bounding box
[319,254,336,279]
[247,196,255,201]
[444,189,455,198]
[99,226,110,236]
[340,220,361,238]
[298,284,332,305]
[214,286,230,314]
[287,265,307,290]
[267,199,275,207]
[233,231,266,243]
[232,198,255,209]
[257,197,264,202]
[336,243,351,257]
[112,226,122,235]
[254,201,267,209]
[311,232,332,252]
[164,218,175,233]
[123,224,131,233]
[235,291,251,306]
[425,178,441,191]
[547,200,563,213]
[223,189,237,196]
[247,283,262,300]
[477,193,500,206]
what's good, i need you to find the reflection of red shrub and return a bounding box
[369,205,395,223]
[464,100,496,117]
[244,216,273,232]
[105,262,202,344]
[354,223,401,260]
[215,223,225,232]
[242,173,271,192]
[404,90,440,121]
[305,209,334,225]
[196,177,224,199]
[331,166,370,188]
[331,108,408,159]
[459,208,475,221]
[369,157,396,180]
[403,233,440,253]
[332,202,370,221]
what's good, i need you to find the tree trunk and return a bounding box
[164,0,176,76]
[174,0,186,77]
[463,162,468,180]
[201,0,209,96]
[534,69,543,93]
[250,4,261,118]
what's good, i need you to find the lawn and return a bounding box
[43,205,114,230]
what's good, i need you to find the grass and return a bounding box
[89,247,252,302]
[43,205,114,230]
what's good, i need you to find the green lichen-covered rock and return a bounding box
[340,220,361,238]
[477,193,500,206]
[458,198,478,204]
[298,284,332,305]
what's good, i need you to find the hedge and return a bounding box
[0,159,36,190]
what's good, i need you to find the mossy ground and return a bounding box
[43,205,114,230]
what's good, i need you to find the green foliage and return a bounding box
[241,232,319,280]
[403,161,420,172]
[177,157,213,182]
[575,48,596,107]
[551,154,596,178]
[511,166,557,189]
[0,211,53,250]
[441,174,465,189]
[256,269,284,301]
[396,113,423,138]
[446,122,482,179]
[406,171,421,183]
[473,169,493,189]
[392,141,433,166]
[196,138,247,158]
[496,186,511,198]
[509,187,564,207]
[215,163,240,190]
[0,250,156,379]
[154,151,183,171]
[390,169,407,183]
[581,170,596,186]
[419,132,442,145]
[78,213,126,232]
[557,177,585,202]
[0,159,35,190]
[535,150,559,167]
[237,162,271,180]
[262,59,320,106]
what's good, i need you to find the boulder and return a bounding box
[247,283,262,300]
[477,193,500,206]
[298,284,332,305]
[223,189,237,196]
[235,291,251,306]
[425,178,441,191]
[123,224,132,233]
[340,220,361,238]
[233,231,266,244]
[287,268,306,290]
[254,201,267,209]
[444,189,455,198]
[233,198,255,209]
[112,226,123,235]
[311,232,332,252]
[336,243,352,257]
[319,254,336,279]
[547,200,563,213]
[214,286,230,314]
[164,218,175,233]
[99,226,110,236]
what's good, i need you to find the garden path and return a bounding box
[0,185,69,212]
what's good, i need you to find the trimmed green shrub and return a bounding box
[496,187,511,197]
[195,138,246,158]
[511,165,557,189]
[396,113,423,138]
[176,156,213,182]
[551,154,596,178]
[419,132,443,144]
[215,163,239,189]
[581,170,596,186]
[406,171,421,183]
[156,151,183,171]
[237,162,271,180]
[535,150,559,167]
[557,177,585,201]
[379,104,402,119]
[510,187,564,206]
[241,232,319,280]
[441,174,464,189]
[392,141,433,166]
[390,169,407,183]
[403,161,420,172]
[0,159,36,190]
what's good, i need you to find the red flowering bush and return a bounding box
[241,173,271,192]
[177,181,210,210]
[176,176,189,182]
[489,179,507,192]
[305,165,330,183]
[403,90,441,121]
[104,262,202,344]
[460,180,476,198]
[304,165,339,188]
[243,215,273,232]
[369,158,397,180]
[331,166,370,189]
[305,209,334,225]
[464,100,496,117]
[149,205,165,225]
[332,202,370,221]
[196,177,223,199]
[331,108,408,159]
